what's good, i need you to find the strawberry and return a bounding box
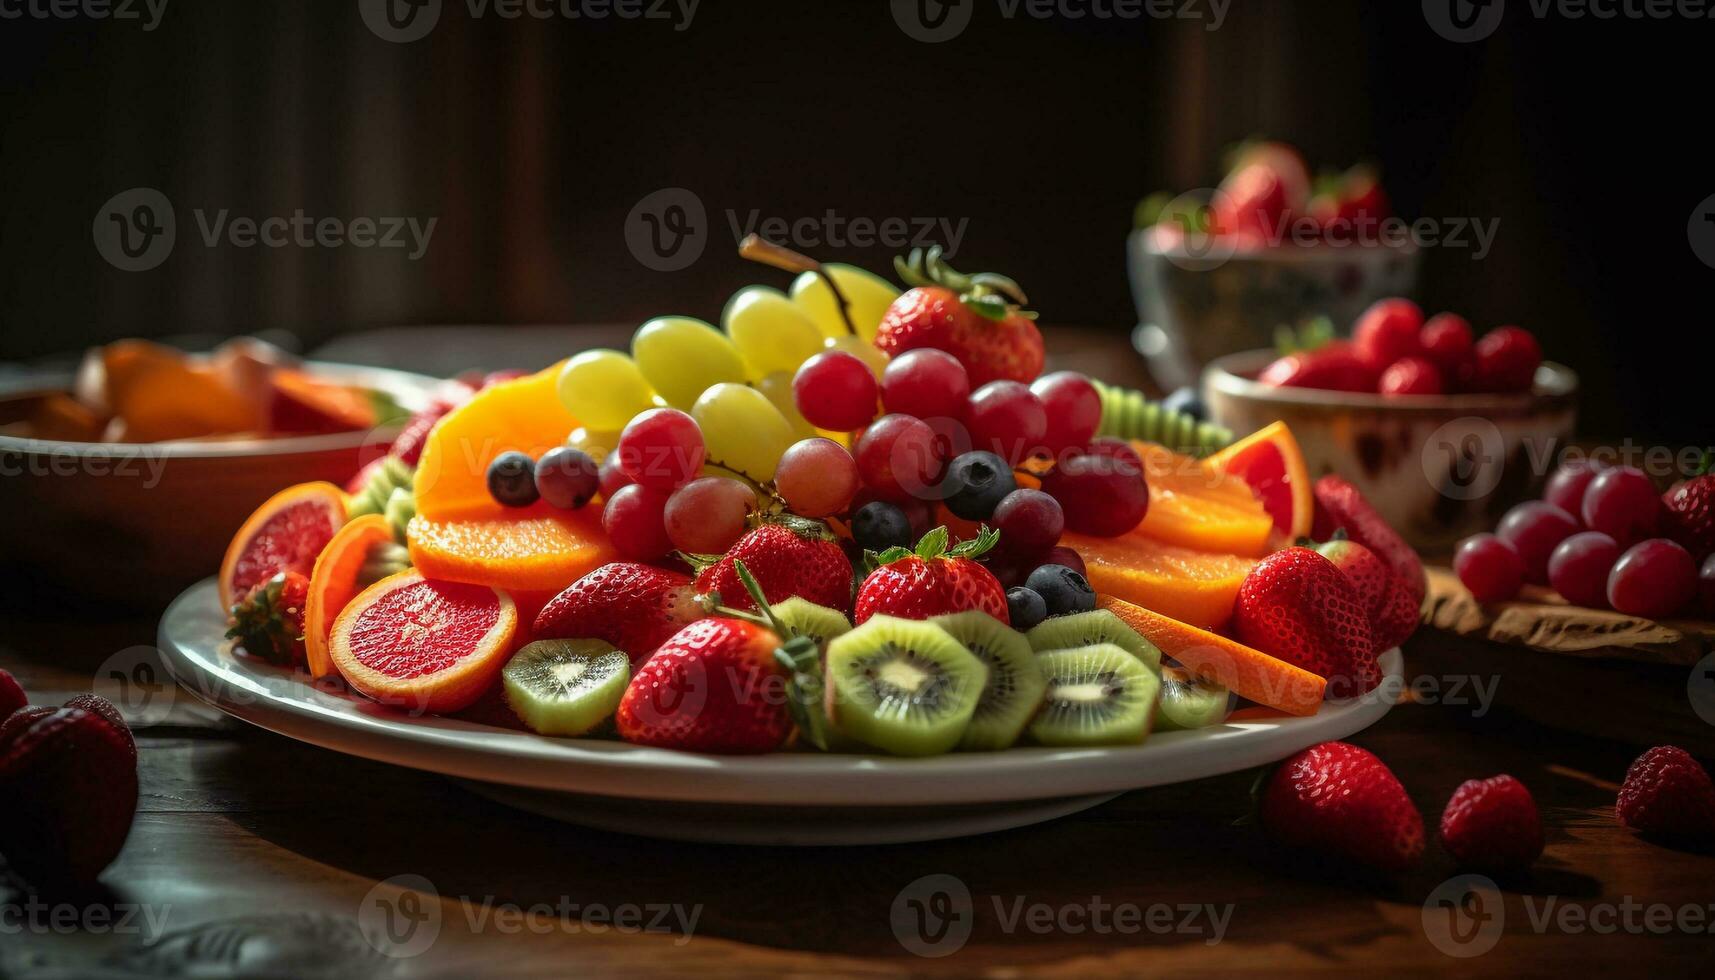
[854,526,1008,625]
[0,668,24,721]
[533,563,706,667]
[1439,774,1544,873]
[1469,325,1542,393]
[1377,356,1443,396]
[1313,475,1427,605]
[875,248,1045,387]
[0,705,139,885]
[63,694,136,764]
[389,396,461,468]
[1256,342,1378,393]
[1260,741,1425,874]
[1210,161,1290,241]
[1616,745,1715,839]
[616,617,794,754]
[1351,298,1424,374]
[1661,471,1715,563]
[226,570,311,667]
[1312,533,1421,653]
[1234,547,1379,697]
[0,706,53,745]
[694,519,853,616]
[1419,312,1475,380]
[1309,166,1390,245]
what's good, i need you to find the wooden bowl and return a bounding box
[1204,349,1579,552]
[0,362,446,608]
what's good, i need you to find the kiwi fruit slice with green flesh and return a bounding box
[1154,666,1234,732]
[771,597,852,647]
[1029,644,1160,747]
[932,611,1048,751]
[502,639,630,737]
[824,615,987,757]
[1026,610,1163,673]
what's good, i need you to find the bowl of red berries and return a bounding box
[1202,300,1578,553]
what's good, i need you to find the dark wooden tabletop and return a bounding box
[3,326,1711,978]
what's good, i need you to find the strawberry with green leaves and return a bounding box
[533,563,706,667]
[226,570,310,667]
[692,517,853,616]
[875,247,1045,387]
[855,526,1009,625]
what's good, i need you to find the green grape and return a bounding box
[557,350,656,432]
[691,383,795,483]
[755,370,816,440]
[566,425,621,462]
[790,264,902,343]
[825,334,890,380]
[632,316,749,410]
[722,286,826,381]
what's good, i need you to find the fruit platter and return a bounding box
[158,238,1429,843]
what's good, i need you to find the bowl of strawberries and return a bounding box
[1129,141,1420,389]
[1202,300,1578,553]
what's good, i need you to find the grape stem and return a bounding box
[738,234,860,337]
[703,456,769,488]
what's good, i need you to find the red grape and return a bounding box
[534,447,600,510]
[1580,466,1660,547]
[1454,533,1524,603]
[1040,450,1149,537]
[776,438,860,518]
[664,477,755,554]
[602,484,673,560]
[881,349,970,421]
[598,454,633,502]
[1543,459,1604,518]
[854,415,938,501]
[1495,500,1580,585]
[1029,372,1101,455]
[992,489,1065,554]
[793,350,879,431]
[1043,546,1086,579]
[616,408,704,491]
[1547,531,1620,608]
[1607,538,1697,619]
[967,381,1047,464]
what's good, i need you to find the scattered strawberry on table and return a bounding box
[1439,774,1545,874]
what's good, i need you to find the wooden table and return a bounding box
[3,327,1711,977]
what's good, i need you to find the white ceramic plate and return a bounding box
[159,579,1402,843]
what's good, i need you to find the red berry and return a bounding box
[1607,538,1697,619]
[0,669,24,721]
[793,350,879,431]
[1351,298,1424,373]
[966,381,1047,465]
[880,348,970,421]
[1260,741,1425,873]
[602,484,674,561]
[1377,356,1444,396]
[1543,459,1604,519]
[1454,533,1524,603]
[1470,325,1542,393]
[1439,775,1544,873]
[1616,745,1715,838]
[1547,531,1621,608]
[0,706,138,884]
[1418,312,1474,378]
[854,415,939,501]
[1029,372,1102,455]
[616,408,704,491]
[1495,500,1580,585]
[1581,466,1660,547]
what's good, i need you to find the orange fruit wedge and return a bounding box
[303,514,396,679]
[407,508,617,594]
[1062,531,1256,629]
[218,482,348,612]
[1133,442,1275,557]
[1098,596,1326,716]
[329,568,518,715]
[414,363,575,521]
[270,368,377,434]
[1199,421,1314,543]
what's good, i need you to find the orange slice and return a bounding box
[1061,531,1256,629]
[303,514,395,679]
[414,363,575,520]
[329,569,517,715]
[270,368,378,434]
[407,508,617,594]
[218,482,348,612]
[1098,596,1326,716]
[1133,442,1275,557]
[1199,422,1314,542]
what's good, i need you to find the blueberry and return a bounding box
[941,451,1018,521]
[487,451,540,507]
[1026,564,1096,617]
[535,447,600,510]
[852,501,914,551]
[1006,587,1048,631]
[1161,385,1207,423]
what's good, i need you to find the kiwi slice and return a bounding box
[771,597,852,647]
[348,456,414,519]
[932,611,1047,751]
[1030,644,1160,747]
[1154,666,1234,732]
[1092,380,1233,457]
[824,616,987,757]
[1027,610,1163,673]
[502,639,630,737]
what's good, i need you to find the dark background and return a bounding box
[0,0,1706,443]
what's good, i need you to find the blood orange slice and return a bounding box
[1200,422,1314,543]
[303,514,396,679]
[218,482,348,612]
[328,569,518,714]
